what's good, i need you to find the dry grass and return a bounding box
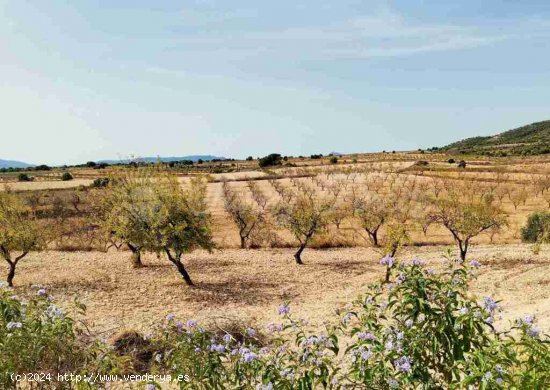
[1,179,93,191]
[11,244,550,336]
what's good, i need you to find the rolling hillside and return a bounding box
[440,120,550,156]
[0,159,33,169]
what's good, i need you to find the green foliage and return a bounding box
[427,192,507,260]
[92,177,110,188]
[521,211,550,243]
[61,172,74,181]
[17,173,32,182]
[442,119,550,156]
[97,169,214,283]
[258,154,282,168]
[0,287,121,389]
[329,157,338,164]
[1,258,548,389]
[274,194,333,264]
[0,191,47,286]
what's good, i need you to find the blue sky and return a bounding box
[1,1,549,165]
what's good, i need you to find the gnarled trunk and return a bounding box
[294,245,305,265]
[128,244,143,268]
[166,250,194,286]
[6,261,16,287]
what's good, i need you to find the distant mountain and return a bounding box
[97,155,227,164]
[440,120,550,156]
[0,159,34,168]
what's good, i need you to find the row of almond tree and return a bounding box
[1,164,545,287]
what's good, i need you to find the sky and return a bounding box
[1,1,550,165]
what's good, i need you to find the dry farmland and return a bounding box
[2,152,550,335]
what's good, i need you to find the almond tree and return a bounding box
[223,185,267,249]
[427,192,507,260]
[274,194,333,264]
[0,191,47,286]
[353,194,388,247]
[96,168,161,268]
[155,175,214,286]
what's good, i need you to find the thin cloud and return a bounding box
[167,9,550,59]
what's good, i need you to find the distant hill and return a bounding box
[0,159,33,169]
[97,155,227,164]
[440,120,550,156]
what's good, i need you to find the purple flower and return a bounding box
[483,297,498,313]
[37,288,47,296]
[394,356,412,373]
[360,350,372,360]
[165,314,175,321]
[277,303,290,315]
[405,319,414,328]
[256,383,273,390]
[357,331,376,341]
[387,379,400,388]
[483,371,492,381]
[186,319,197,328]
[242,351,258,363]
[194,347,202,353]
[459,307,469,315]
[380,255,395,268]
[469,260,481,268]
[145,385,156,390]
[342,312,353,324]
[210,344,225,353]
[223,334,232,343]
[246,327,257,337]
[412,259,424,266]
[495,377,504,385]
[527,327,540,338]
[175,321,184,330]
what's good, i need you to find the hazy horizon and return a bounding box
[2,1,550,165]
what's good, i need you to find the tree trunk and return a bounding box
[173,259,194,286]
[128,244,143,268]
[384,266,391,283]
[6,261,16,287]
[165,250,194,286]
[294,245,305,265]
[458,240,468,261]
[367,229,379,247]
[240,235,246,249]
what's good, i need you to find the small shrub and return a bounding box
[61,172,73,181]
[92,177,110,188]
[521,211,550,243]
[17,173,32,182]
[258,153,282,168]
[329,156,338,164]
[447,158,456,164]
[458,160,467,169]
[0,287,121,388]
